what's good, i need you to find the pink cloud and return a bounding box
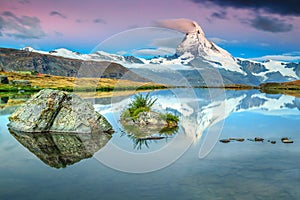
[158,18,198,33]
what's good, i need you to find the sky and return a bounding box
[0,0,300,60]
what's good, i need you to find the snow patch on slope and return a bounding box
[203,44,245,75]
[51,48,82,59]
[255,60,297,79]
[21,46,48,55]
[148,52,194,65]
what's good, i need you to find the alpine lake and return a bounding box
[0,88,299,200]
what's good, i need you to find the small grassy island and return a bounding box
[120,93,179,139]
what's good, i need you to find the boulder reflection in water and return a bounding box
[9,129,111,168]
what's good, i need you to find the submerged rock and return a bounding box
[254,137,264,142]
[8,89,113,134]
[282,140,294,144]
[229,138,245,142]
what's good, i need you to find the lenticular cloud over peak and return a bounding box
[158,18,201,34]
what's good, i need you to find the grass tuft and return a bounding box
[127,93,157,118]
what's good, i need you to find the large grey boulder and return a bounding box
[8,89,113,134]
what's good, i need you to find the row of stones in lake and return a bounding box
[219,137,294,144]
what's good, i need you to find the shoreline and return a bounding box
[1,71,300,98]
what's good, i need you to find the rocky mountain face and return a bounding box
[0,47,148,82]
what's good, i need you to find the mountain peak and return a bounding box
[175,21,245,74]
[176,21,220,57]
[188,21,205,35]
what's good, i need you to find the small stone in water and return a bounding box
[219,139,230,143]
[282,139,294,144]
[229,138,245,142]
[281,137,294,144]
[254,137,264,142]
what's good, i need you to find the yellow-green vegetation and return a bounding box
[126,93,157,119]
[120,93,180,149]
[0,71,167,92]
[122,92,179,125]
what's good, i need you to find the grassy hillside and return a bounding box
[0,71,166,92]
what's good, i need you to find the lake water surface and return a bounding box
[0,89,299,200]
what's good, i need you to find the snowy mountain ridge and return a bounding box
[21,47,143,65]
[20,21,300,85]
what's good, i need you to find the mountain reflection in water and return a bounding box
[4,89,300,164]
[1,89,300,199]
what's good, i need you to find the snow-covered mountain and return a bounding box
[21,47,144,65]
[175,21,245,74]
[143,21,300,85]
[20,21,300,85]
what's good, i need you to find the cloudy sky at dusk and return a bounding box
[0,0,299,60]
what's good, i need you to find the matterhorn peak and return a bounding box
[174,20,245,74]
[187,21,205,35]
[176,21,218,57]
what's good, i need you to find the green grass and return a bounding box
[122,93,180,124]
[127,93,157,119]
[0,84,41,92]
[0,83,167,93]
